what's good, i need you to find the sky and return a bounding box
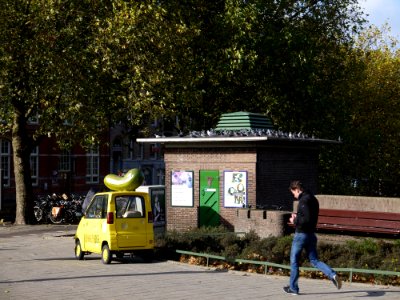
[360,0,400,38]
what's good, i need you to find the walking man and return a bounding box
[284,180,342,295]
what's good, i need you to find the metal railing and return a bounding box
[176,249,400,283]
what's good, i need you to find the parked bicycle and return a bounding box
[33,195,53,223]
[34,193,84,224]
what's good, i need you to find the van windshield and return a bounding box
[86,195,108,219]
[115,196,145,218]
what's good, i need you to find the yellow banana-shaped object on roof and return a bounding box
[104,168,144,191]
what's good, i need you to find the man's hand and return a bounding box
[289,213,297,224]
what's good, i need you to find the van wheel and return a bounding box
[75,240,84,260]
[101,244,112,264]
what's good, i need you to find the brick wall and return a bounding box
[232,195,400,238]
[314,195,400,213]
[234,209,289,238]
[163,144,319,232]
[165,147,257,231]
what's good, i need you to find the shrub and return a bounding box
[156,227,400,285]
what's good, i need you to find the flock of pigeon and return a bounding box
[185,128,314,139]
[154,128,317,139]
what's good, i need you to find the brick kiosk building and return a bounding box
[138,112,339,235]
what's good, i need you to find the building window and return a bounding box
[30,146,39,186]
[151,117,159,128]
[28,112,39,124]
[86,147,99,183]
[150,143,159,160]
[128,139,134,160]
[134,142,143,160]
[142,167,152,185]
[59,150,71,172]
[157,168,165,185]
[112,137,122,174]
[0,139,11,187]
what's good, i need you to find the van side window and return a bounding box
[116,196,145,218]
[86,195,108,219]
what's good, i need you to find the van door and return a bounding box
[82,195,108,253]
[115,195,147,248]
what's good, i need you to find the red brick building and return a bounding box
[1,124,165,219]
[0,135,110,215]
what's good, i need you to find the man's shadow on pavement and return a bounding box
[304,290,400,297]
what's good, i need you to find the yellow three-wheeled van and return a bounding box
[74,190,154,264]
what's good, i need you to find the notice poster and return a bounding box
[150,188,166,227]
[171,171,194,207]
[224,171,247,207]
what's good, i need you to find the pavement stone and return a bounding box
[0,225,399,300]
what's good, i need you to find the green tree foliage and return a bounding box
[100,0,365,133]
[93,1,233,131]
[352,25,400,196]
[319,24,400,196]
[164,0,365,135]
[220,0,365,137]
[0,0,116,224]
[0,0,369,223]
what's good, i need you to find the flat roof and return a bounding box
[137,135,340,145]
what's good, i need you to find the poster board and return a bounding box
[171,170,194,207]
[224,171,247,207]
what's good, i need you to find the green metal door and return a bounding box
[199,170,220,227]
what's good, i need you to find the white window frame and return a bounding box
[30,146,39,186]
[157,168,165,185]
[0,139,11,187]
[59,150,71,172]
[128,139,134,160]
[135,142,144,160]
[150,143,158,160]
[86,147,99,183]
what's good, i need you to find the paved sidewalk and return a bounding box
[0,225,399,299]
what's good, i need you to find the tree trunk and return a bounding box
[12,111,34,225]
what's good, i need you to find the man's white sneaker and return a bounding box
[283,286,299,295]
[332,274,342,290]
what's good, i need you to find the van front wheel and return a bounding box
[101,244,112,264]
[75,240,84,260]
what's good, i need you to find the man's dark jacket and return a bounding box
[294,191,319,233]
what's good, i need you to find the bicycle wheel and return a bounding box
[49,207,63,224]
[33,206,43,222]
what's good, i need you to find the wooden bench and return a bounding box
[317,209,400,235]
[288,209,400,236]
